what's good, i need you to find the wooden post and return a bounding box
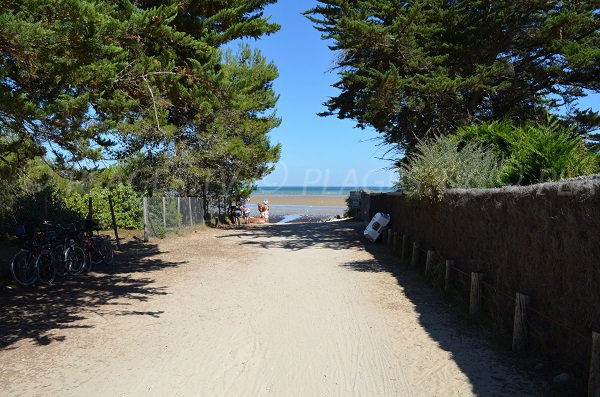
[469,273,483,315]
[177,197,181,228]
[108,196,121,251]
[512,292,531,352]
[143,197,149,242]
[392,232,398,252]
[589,331,600,397]
[402,235,409,259]
[425,250,435,276]
[387,229,393,247]
[188,197,194,226]
[445,260,454,293]
[162,197,167,228]
[411,242,420,267]
[87,197,93,220]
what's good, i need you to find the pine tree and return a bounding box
[306,0,600,154]
[0,0,279,165]
[0,0,281,201]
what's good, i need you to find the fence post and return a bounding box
[392,232,398,252]
[411,242,420,267]
[188,197,194,227]
[512,292,531,352]
[387,229,393,247]
[108,196,121,251]
[425,250,435,276]
[162,197,167,229]
[199,198,205,225]
[87,197,93,220]
[589,331,600,397]
[143,197,149,242]
[445,260,454,293]
[469,273,483,315]
[177,197,181,228]
[401,235,409,259]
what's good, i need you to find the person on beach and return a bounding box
[232,205,242,225]
[262,199,269,223]
[257,199,270,223]
[241,204,250,224]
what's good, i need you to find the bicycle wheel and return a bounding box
[100,239,114,266]
[53,243,68,277]
[11,250,36,286]
[88,237,103,266]
[36,250,56,285]
[65,245,86,275]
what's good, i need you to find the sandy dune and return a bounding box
[0,222,540,396]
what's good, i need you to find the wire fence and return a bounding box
[143,197,205,239]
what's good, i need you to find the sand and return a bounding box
[0,222,541,396]
[248,194,347,208]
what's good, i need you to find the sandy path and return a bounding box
[0,222,540,396]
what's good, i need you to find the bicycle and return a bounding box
[10,224,56,286]
[54,223,86,276]
[82,220,115,273]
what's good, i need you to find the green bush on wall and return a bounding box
[398,135,502,200]
[63,183,143,230]
[456,118,599,185]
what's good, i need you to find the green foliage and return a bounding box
[125,43,282,203]
[456,119,600,185]
[344,194,361,219]
[63,183,143,229]
[1,1,280,165]
[398,135,501,200]
[306,1,600,154]
[0,1,281,221]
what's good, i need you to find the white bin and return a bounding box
[363,213,391,242]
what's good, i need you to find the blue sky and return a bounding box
[242,1,398,188]
[243,0,599,188]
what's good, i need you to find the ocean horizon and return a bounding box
[253,186,395,196]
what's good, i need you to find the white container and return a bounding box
[364,213,391,242]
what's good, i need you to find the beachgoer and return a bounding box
[257,202,264,218]
[262,199,270,223]
[241,204,250,224]
[233,205,242,225]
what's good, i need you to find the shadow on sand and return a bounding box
[0,239,186,349]
[219,221,363,251]
[222,221,541,396]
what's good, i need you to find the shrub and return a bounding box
[63,183,143,229]
[398,135,501,200]
[456,118,599,185]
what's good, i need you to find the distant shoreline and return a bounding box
[253,186,394,197]
[247,194,347,208]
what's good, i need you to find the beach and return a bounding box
[248,194,347,207]
[247,194,347,222]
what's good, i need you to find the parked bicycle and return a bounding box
[10,224,56,286]
[82,219,115,273]
[52,223,86,276]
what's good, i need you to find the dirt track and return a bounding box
[0,222,540,396]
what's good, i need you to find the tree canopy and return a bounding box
[0,0,281,204]
[306,0,600,155]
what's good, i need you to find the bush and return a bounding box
[398,135,501,200]
[63,183,143,229]
[456,118,599,185]
[344,192,363,218]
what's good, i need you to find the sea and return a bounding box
[253,186,393,197]
[250,186,395,223]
